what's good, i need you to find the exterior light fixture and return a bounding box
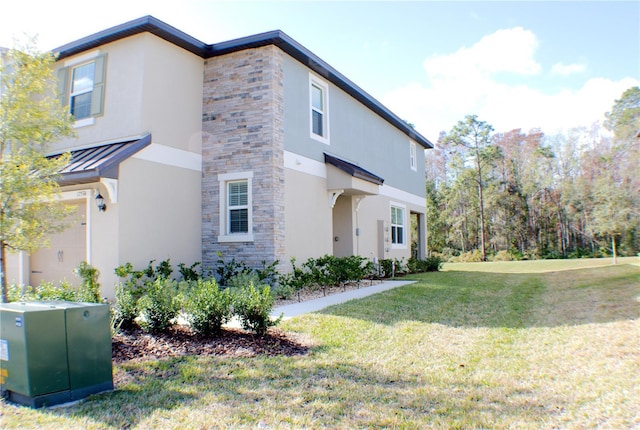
[95,191,107,212]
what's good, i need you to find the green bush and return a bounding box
[255,260,280,287]
[75,261,102,302]
[186,279,233,335]
[379,258,405,278]
[28,281,79,301]
[233,283,281,336]
[137,278,180,333]
[450,250,484,263]
[178,262,202,282]
[407,256,442,272]
[113,283,139,330]
[216,252,250,286]
[227,270,261,290]
[274,257,311,300]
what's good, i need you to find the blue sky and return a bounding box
[2,1,638,142]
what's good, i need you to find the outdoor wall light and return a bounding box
[95,191,107,212]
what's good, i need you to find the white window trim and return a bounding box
[217,171,254,243]
[410,141,417,171]
[73,117,95,128]
[390,202,407,249]
[309,74,330,144]
[64,50,100,67]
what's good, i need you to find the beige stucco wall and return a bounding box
[139,34,203,153]
[284,153,426,267]
[118,156,202,281]
[284,168,333,266]
[18,32,206,299]
[52,33,203,153]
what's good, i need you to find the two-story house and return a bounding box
[5,16,433,298]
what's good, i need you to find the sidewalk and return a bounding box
[271,280,416,319]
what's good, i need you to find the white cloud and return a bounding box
[424,27,541,81]
[383,27,639,142]
[550,62,587,76]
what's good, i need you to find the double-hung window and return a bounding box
[391,204,406,247]
[57,51,107,126]
[218,172,254,242]
[70,62,95,120]
[310,74,329,143]
[228,181,249,234]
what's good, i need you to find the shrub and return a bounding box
[216,252,250,286]
[492,250,513,262]
[303,255,339,287]
[137,278,180,333]
[75,261,102,303]
[113,283,139,330]
[379,258,405,278]
[227,270,261,290]
[255,260,280,287]
[233,283,281,336]
[422,255,443,272]
[455,250,484,263]
[406,256,442,273]
[115,259,174,292]
[33,281,79,301]
[274,257,311,300]
[186,279,233,336]
[178,262,202,282]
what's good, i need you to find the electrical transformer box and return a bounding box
[0,301,113,408]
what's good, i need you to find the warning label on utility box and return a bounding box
[0,339,8,361]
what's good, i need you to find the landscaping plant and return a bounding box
[233,282,281,335]
[186,279,233,335]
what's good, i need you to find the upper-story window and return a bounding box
[57,51,107,126]
[310,74,329,143]
[409,141,417,171]
[70,62,95,120]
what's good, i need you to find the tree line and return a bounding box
[424,87,640,262]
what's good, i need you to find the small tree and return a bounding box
[0,42,75,302]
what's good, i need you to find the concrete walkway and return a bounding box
[271,280,415,319]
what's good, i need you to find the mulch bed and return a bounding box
[112,326,311,364]
[111,280,386,365]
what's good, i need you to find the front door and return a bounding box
[30,201,87,287]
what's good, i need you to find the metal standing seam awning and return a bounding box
[53,134,152,186]
[324,153,384,187]
[324,153,384,208]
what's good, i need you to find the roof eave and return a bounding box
[54,16,208,60]
[54,17,434,148]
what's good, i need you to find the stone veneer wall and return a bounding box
[202,45,286,271]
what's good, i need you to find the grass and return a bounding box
[1,260,638,429]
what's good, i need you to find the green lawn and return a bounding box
[2,261,639,429]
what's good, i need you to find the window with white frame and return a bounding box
[57,52,107,124]
[410,141,417,171]
[218,172,254,242]
[310,75,329,143]
[70,62,95,120]
[391,204,406,246]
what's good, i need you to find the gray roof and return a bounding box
[54,134,151,186]
[54,16,433,149]
[324,153,384,186]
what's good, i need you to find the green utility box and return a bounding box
[0,301,113,408]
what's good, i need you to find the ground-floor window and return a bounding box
[218,171,253,242]
[391,204,405,246]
